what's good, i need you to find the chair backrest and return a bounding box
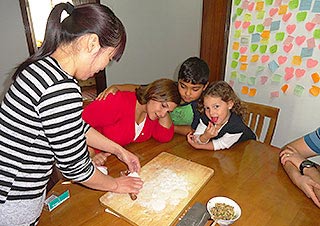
[243,101,280,145]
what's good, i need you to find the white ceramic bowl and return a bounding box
[206,196,241,226]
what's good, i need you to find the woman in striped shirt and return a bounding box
[0,3,143,225]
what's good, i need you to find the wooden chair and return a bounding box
[243,101,280,145]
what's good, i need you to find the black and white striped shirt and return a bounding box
[0,56,94,223]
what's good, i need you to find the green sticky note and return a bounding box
[260,45,267,53]
[257,66,265,72]
[232,52,240,59]
[296,12,307,22]
[248,77,256,85]
[244,13,252,22]
[236,8,243,16]
[248,25,255,33]
[231,71,238,79]
[313,29,320,39]
[234,0,241,6]
[250,44,259,52]
[275,32,285,41]
[256,11,265,20]
[271,74,282,83]
[231,60,238,69]
[234,30,242,38]
[269,45,278,54]
[256,24,264,32]
[293,84,304,97]
[239,74,247,83]
[289,0,299,10]
[260,39,269,45]
[265,0,274,5]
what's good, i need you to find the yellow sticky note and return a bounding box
[261,30,270,39]
[312,72,320,83]
[239,55,248,62]
[248,88,257,97]
[233,42,240,50]
[251,55,259,62]
[278,5,288,15]
[309,85,319,97]
[292,55,302,66]
[255,1,264,11]
[240,63,248,71]
[241,86,249,94]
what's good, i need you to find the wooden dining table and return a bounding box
[38,134,320,226]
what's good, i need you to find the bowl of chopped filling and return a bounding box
[206,196,241,226]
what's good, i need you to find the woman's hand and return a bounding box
[112,175,143,194]
[92,152,111,166]
[115,148,141,173]
[296,175,320,208]
[280,146,305,169]
[96,86,119,100]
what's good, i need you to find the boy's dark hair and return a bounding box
[178,57,210,85]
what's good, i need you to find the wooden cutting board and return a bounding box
[99,152,214,226]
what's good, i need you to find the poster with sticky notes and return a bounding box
[225,0,320,99]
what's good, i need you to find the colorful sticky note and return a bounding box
[307,38,316,48]
[231,60,238,68]
[234,0,241,6]
[265,0,274,5]
[271,74,282,83]
[281,84,289,93]
[301,47,313,57]
[278,56,288,64]
[305,22,316,31]
[294,84,305,97]
[244,13,252,22]
[261,55,270,63]
[241,0,249,9]
[295,69,306,78]
[231,71,238,79]
[234,30,242,38]
[282,12,292,22]
[311,72,320,83]
[240,63,248,71]
[312,0,320,13]
[251,54,259,62]
[257,66,265,72]
[260,39,269,45]
[255,1,264,11]
[232,52,240,59]
[256,11,265,19]
[239,55,248,62]
[309,85,320,96]
[313,29,320,39]
[248,77,256,85]
[278,5,288,15]
[270,21,280,31]
[251,33,261,43]
[248,88,257,97]
[233,42,240,50]
[239,74,247,83]
[269,45,278,53]
[289,0,299,10]
[312,14,320,24]
[296,12,308,22]
[256,24,265,32]
[275,32,285,41]
[270,91,279,98]
[260,45,267,53]
[295,36,306,45]
[299,0,312,10]
[268,60,279,73]
[263,18,273,26]
[241,86,249,94]
[284,35,294,45]
[306,59,318,68]
[286,24,296,34]
[236,8,243,16]
[248,25,255,33]
[250,44,259,52]
[260,76,268,85]
[240,35,250,45]
[292,56,302,66]
[239,46,248,54]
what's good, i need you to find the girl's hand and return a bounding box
[203,122,218,140]
[92,152,111,166]
[112,175,144,194]
[280,146,305,169]
[96,86,119,100]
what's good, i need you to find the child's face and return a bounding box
[203,96,234,126]
[178,80,208,103]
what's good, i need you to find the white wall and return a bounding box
[0,1,29,100]
[101,0,203,85]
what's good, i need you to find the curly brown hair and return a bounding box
[198,81,247,119]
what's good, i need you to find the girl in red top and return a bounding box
[83,78,181,165]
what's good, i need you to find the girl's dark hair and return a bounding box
[136,79,181,105]
[13,3,126,80]
[198,81,247,119]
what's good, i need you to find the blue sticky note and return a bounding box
[301,47,313,58]
[270,21,280,31]
[312,0,320,13]
[300,0,312,10]
[268,60,279,73]
[251,33,261,43]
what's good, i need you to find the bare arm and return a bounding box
[174,125,194,136]
[158,114,173,129]
[96,84,140,100]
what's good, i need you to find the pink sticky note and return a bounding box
[235,21,242,29]
[278,56,288,65]
[295,36,306,45]
[295,69,306,78]
[242,0,249,9]
[247,2,255,11]
[305,22,316,31]
[270,91,279,98]
[263,18,273,26]
[282,12,292,22]
[260,76,268,85]
[274,0,282,7]
[286,24,296,34]
[242,21,251,29]
[312,15,320,24]
[269,8,278,17]
[283,43,293,53]
[284,35,294,45]
[307,59,318,68]
[239,46,248,54]
[261,55,270,63]
[284,73,294,81]
[307,38,316,48]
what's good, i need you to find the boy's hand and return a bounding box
[96,86,119,100]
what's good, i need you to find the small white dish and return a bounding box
[207,196,241,226]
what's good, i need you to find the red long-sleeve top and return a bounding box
[82,91,174,152]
